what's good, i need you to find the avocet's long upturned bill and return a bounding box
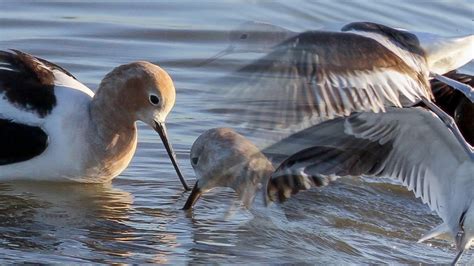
[267,107,473,264]
[0,50,190,189]
[218,22,473,130]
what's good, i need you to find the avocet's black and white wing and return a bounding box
[0,50,93,165]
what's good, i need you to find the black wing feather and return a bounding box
[0,119,48,165]
[0,50,59,117]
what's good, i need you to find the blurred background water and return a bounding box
[0,0,473,263]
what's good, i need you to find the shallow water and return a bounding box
[0,0,473,264]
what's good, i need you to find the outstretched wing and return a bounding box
[215,29,431,130]
[266,107,473,225]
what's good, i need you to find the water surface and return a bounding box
[0,1,473,264]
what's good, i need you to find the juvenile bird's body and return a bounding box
[183,128,274,209]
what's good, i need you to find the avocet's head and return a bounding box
[98,61,190,190]
[453,206,474,264]
[197,21,294,66]
[182,128,273,210]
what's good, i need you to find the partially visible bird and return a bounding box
[262,71,474,161]
[197,21,296,66]
[211,22,473,135]
[266,107,473,264]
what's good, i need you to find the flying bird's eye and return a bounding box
[191,157,199,166]
[240,34,248,40]
[149,94,160,105]
[455,112,461,121]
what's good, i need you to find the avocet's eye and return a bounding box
[240,33,248,39]
[191,157,199,166]
[149,94,160,105]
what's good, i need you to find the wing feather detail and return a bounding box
[217,31,431,130]
[267,107,472,224]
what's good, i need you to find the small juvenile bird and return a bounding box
[183,128,274,210]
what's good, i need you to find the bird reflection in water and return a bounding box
[0,182,134,259]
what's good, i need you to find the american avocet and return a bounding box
[183,127,274,210]
[266,107,473,264]
[0,50,190,189]
[213,22,472,151]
